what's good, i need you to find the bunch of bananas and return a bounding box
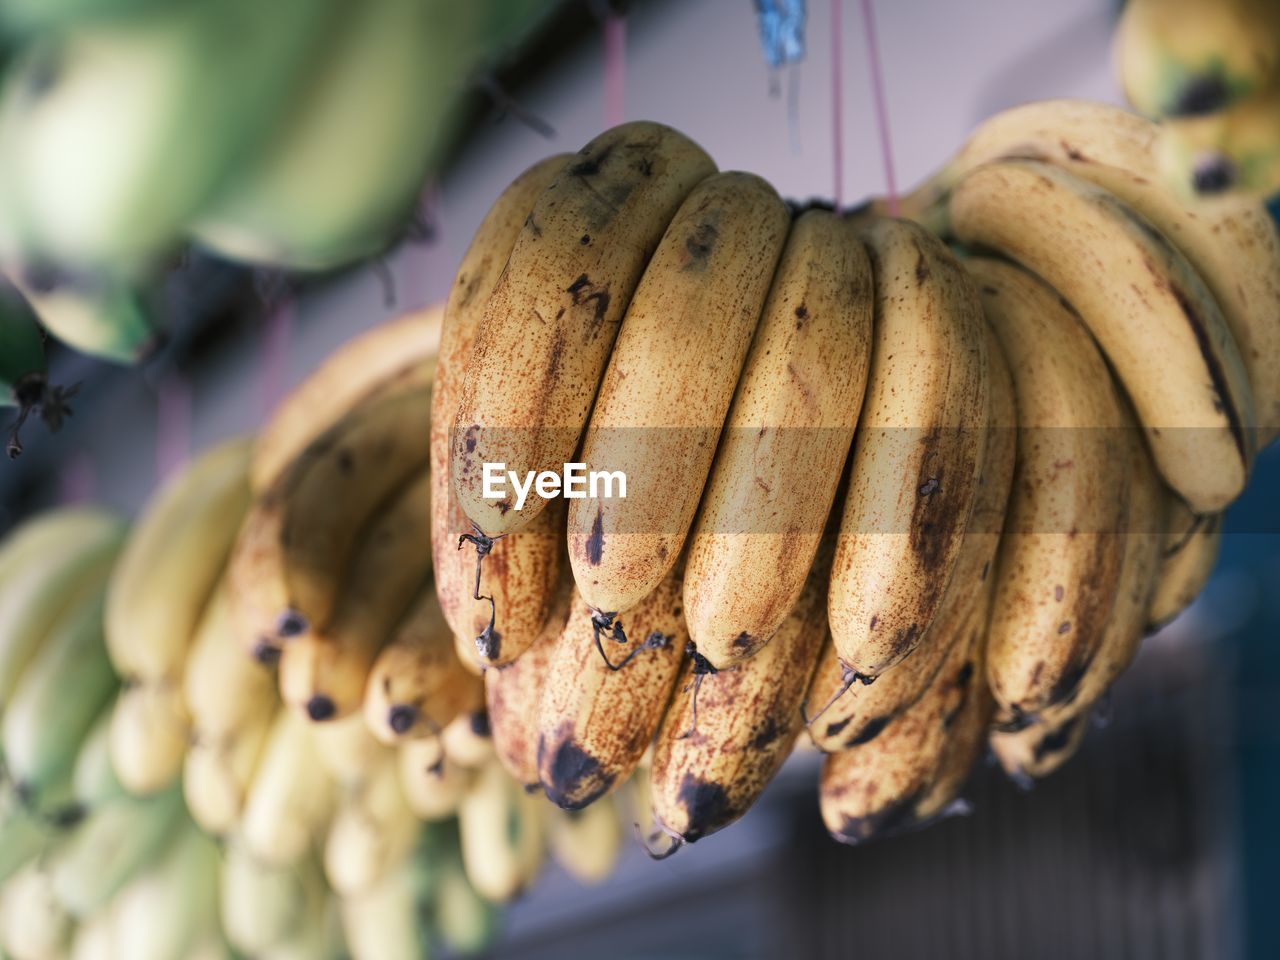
[0,0,552,364]
[1115,0,1280,199]
[424,108,1261,853]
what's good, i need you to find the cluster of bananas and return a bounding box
[0,0,549,365]
[1116,0,1280,199]
[420,104,1268,853]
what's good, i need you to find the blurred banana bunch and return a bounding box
[1115,0,1280,199]
[0,0,558,362]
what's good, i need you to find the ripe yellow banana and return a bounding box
[106,435,251,683]
[0,861,71,960]
[819,582,992,845]
[279,469,432,723]
[828,218,988,679]
[364,584,484,745]
[548,797,623,886]
[486,582,574,788]
[1039,434,1165,727]
[184,578,276,740]
[944,159,1255,512]
[253,305,443,493]
[649,568,826,847]
[457,760,545,902]
[536,572,686,810]
[308,712,392,790]
[432,155,567,667]
[1148,499,1223,630]
[568,171,790,623]
[808,326,1015,751]
[683,208,873,667]
[240,710,336,867]
[452,121,717,537]
[892,98,1280,444]
[441,708,495,769]
[398,737,472,821]
[323,755,419,898]
[108,681,188,796]
[976,257,1131,719]
[340,842,434,960]
[990,709,1092,784]
[183,709,273,838]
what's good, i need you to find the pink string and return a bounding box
[155,371,192,482]
[261,299,294,421]
[604,13,626,127]
[58,452,96,505]
[831,0,844,210]
[860,0,898,215]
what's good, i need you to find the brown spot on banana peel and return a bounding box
[1031,713,1087,764]
[682,221,719,268]
[538,730,613,810]
[585,507,606,566]
[829,786,928,846]
[674,773,733,842]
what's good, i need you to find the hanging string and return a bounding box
[859,0,898,214]
[260,297,294,421]
[830,0,844,210]
[604,7,626,127]
[154,369,192,482]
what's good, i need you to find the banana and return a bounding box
[0,0,342,272]
[1038,434,1165,727]
[486,582,574,789]
[827,218,988,679]
[363,585,484,745]
[106,435,252,682]
[308,713,391,790]
[432,156,567,667]
[71,705,123,811]
[457,760,545,902]
[0,0,173,35]
[434,854,500,956]
[253,305,442,494]
[399,737,473,822]
[1115,0,1280,119]
[3,579,117,810]
[818,584,992,845]
[4,268,158,364]
[649,568,826,847]
[261,890,344,960]
[106,681,187,797]
[0,784,55,888]
[990,709,1093,784]
[441,708,495,769]
[279,469,433,723]
[452,121,717,538]
[219,843,316,956]
[184,578,276,740]
[240,710,336,867]
[944,159,1255,512]
[548,797,623,885]
[48,784,183,918]
[807,325,1015,752]
[682,208,872,667]
[975,257,1131,719]
[0,861,71,960]
[183,709,273,838]
[69,907,114,960]
[892,98,1280,446]
[111,823,219,960]
[190,0,461,270]
[340,845,434,960]
[566,171,789,621]
[536,571,685,809]
[323,756,420,898]
[1149,500,1223,630]
[0,507,124,709]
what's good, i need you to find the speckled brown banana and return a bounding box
[889,99,1280,446]
[647,566,826,848]
[537,570,686,810]
[977,257,1131,720]
[1148,498,1223,631]
[253,305,443,494]
[683,209,873,669]
[808,325,1015,752]
[279,469,432,724]
[944,159,1256,513]
[818,580,992,845]
[362,585,484,745]
[432,155,568,668]
[989,708,1093,785]
[484,583,573,788]
[827,218,988,680]
[567,171,790,626]
[1037,432,1164,729]
[452,122,716,538]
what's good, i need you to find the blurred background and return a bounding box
[2,1,1278,957]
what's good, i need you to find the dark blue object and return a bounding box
[753,0,806,68]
